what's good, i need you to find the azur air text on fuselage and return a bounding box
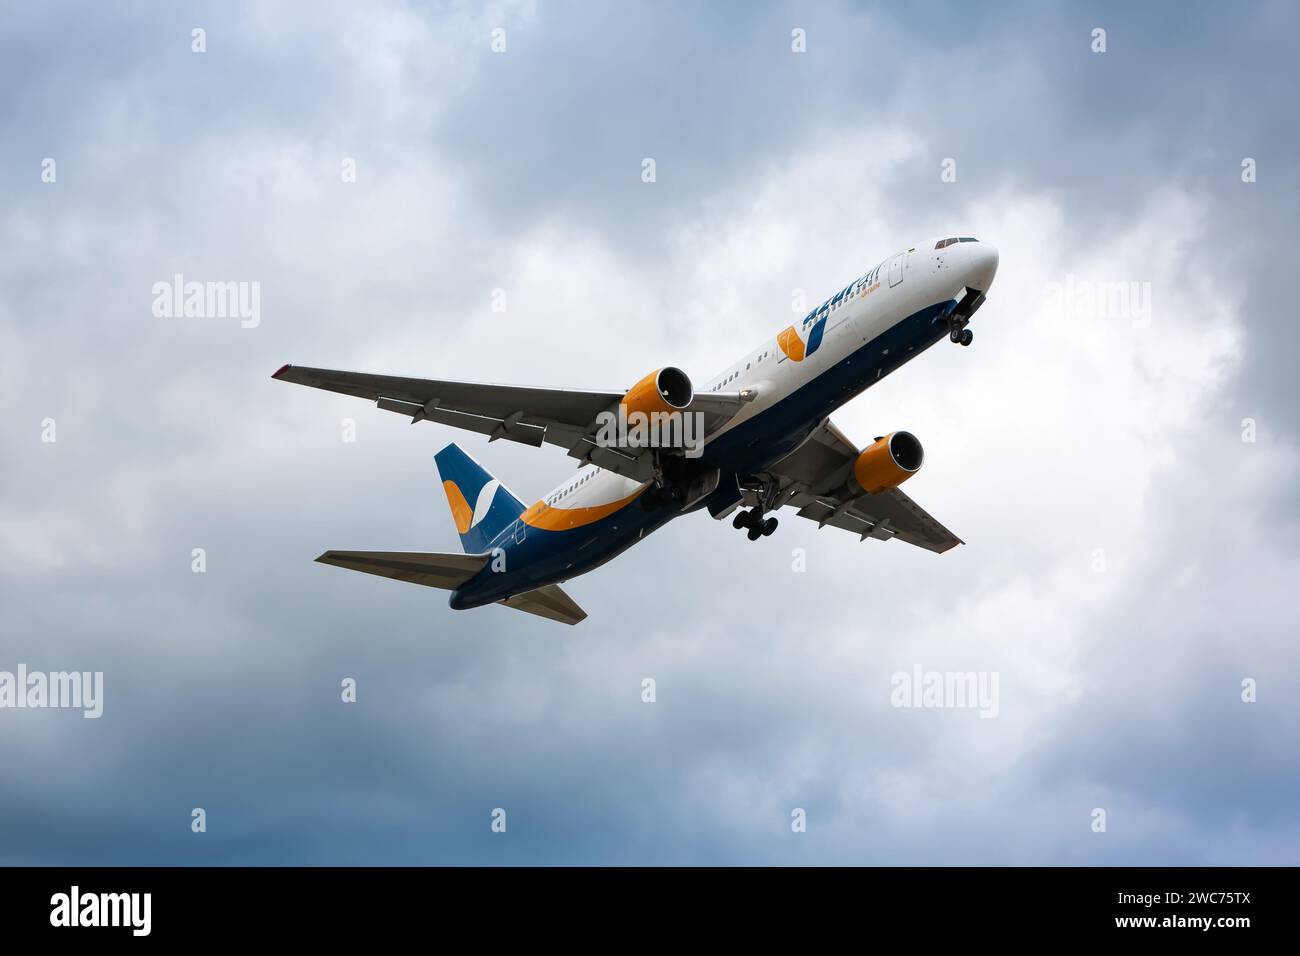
[796,260,887,360]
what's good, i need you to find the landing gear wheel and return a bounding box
[761,517,778,537]
[746,525,763,541]
[959,328,973,347]
[639,487,660,511]
[732,510,748,530]
[948,310,971,345]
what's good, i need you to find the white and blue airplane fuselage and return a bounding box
[275,236,998,624]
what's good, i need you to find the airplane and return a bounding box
[273,236,998,625]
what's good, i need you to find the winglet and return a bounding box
[272,363,292,380]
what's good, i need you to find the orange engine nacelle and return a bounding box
[850,431,924,495]
[620,367,693,418]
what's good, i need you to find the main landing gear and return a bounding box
[732,508,778,541]
[733,475,782,540]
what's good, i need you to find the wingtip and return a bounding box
[272,363,292,380]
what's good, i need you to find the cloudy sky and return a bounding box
[2,1,1297,864]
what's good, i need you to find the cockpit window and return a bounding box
[935,237,978,249]
[958,237,977,242]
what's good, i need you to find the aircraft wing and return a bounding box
[763,418,962,554]
[273,364,748,482]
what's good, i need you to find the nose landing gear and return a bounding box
[947,288,984,347]
[947,313,974,347]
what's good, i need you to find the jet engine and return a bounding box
[849,431,924,495]
[620,367,693,417]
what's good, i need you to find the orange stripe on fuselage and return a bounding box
[520,485,647,531]
[443,480,474,534]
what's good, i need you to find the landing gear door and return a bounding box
[887,253,905,288]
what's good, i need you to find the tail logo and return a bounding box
[470,479,501,528]
[443,480,474,534]
[443,478,502,535]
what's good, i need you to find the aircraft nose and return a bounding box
[963,241,999,293]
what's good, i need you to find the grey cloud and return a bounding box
[1,0,1297,865]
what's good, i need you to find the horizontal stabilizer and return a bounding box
[316,551,586,625]
[499,584,587,625]
[315,550,489,590]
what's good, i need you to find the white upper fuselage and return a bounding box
[537,237,999,515]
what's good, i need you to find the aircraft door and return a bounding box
[887,253,905,288]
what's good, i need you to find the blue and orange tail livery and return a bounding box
[434,442,526,554]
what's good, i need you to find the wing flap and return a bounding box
[375,397,547,447]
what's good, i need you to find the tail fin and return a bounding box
[434,442,526,553]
